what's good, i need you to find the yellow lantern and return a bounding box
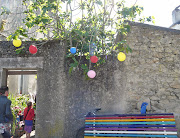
[117,52,126,61]
[13,39,22,47]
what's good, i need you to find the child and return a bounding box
[23,101,35,138]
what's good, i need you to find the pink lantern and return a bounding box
[87,70,96,78]
[29,45,37,54]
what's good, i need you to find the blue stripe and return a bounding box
[85,121,175,125]
[85,133,178,137]
[85,125,176,128]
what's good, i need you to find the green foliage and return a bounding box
[7,27,28,40]
[8,93,29,116]
[7,0,154,78]
[0,20,6,32]
[0,6,11,15]
[11,112,16,135]
[8,94,29,135]
[15,46,25,54]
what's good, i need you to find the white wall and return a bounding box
[7,74,37,102]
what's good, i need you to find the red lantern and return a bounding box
[29,45,37,54]
[90,56,98,63]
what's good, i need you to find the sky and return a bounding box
[126,0,180,28]
[63,0,180,28]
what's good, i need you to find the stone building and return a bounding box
[1,1,180,137]
[170,5,180,29]
[1,21,180,137]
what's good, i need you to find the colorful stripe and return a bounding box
[85,128,178,131]
[85,121,175,125]
[84,113,177,138]
[86,115,174,120]
[84,137,135,138]
[86,113,174,117]
[85,118,175,122]
[84,130,177,135]
[84,136,131,138]
[85,124,176,128]
[84,133,178,137]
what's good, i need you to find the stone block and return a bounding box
[150,96,160,101]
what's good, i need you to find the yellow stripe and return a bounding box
[85,118,175,122]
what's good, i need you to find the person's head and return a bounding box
[0,86,9,96]
[27,101,32,108]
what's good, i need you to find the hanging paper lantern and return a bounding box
[90,56,98,63]
[70,47,76,54]
[13,39,22,47]
[87,70,96,78]
[117,52,126,61]
[29,45,37,54]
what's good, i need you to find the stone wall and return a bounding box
[62,22,180,137]
[0,22,180,137]
[125,22,180,133]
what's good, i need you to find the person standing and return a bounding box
[23,101,35,138]
[0,86,13,138]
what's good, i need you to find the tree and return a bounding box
[1,0,154,79]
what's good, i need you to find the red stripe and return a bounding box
[86,115,174,120]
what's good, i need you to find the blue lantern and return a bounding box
[70,47,76,54]
[90,43,96,56]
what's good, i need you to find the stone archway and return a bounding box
[0,57,43,137]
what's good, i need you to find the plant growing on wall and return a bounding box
[1,0,154,78]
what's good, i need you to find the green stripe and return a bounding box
[85,121,175,125]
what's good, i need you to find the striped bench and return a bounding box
[84,113,178,138]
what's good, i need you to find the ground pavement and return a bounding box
[20,130,35,138]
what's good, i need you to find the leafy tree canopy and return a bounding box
[1,0,154,79]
